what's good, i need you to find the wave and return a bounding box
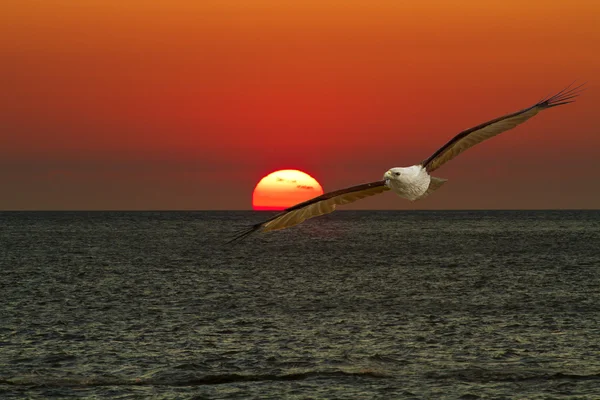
[4,368,599,389]
[426,368,600,383]
[0,370,387,388]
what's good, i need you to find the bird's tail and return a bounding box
[417,176,448,200]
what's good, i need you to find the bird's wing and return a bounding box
[228,180,390,242]
[422,83,585,173]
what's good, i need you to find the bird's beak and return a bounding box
[384,170,392,180]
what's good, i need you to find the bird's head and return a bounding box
[384,166,420,184]
[384,167,407,181]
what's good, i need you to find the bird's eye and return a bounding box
[394,172,401,176]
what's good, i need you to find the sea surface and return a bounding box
[1,210,600,399]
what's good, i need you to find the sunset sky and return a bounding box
[2,0,599,210]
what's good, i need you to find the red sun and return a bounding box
[252,169,324,210]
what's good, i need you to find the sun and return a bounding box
[253,169,324,210]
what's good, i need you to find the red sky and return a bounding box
[1,0,599,210]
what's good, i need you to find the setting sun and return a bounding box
[252,169,324,211]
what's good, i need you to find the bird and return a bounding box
[229,83,585,242]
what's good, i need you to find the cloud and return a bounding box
[276,176,303,185]
[297,185,314,190]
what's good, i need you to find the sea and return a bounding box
[1,210,599,399]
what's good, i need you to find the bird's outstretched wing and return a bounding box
[421,83,586,173]
[228,180,389,242]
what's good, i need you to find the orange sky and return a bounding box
[1,0,599,210]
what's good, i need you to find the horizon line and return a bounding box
[1,208,599,212]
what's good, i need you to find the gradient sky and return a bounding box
[2,0,599,210]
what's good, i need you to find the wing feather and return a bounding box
[227,180,389,242]
[422,83,586,173]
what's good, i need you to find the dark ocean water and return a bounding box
[1,210,600,399]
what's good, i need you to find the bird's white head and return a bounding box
[383,166,422,184]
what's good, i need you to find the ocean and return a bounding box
[1,210,599,399]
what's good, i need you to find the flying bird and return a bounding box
[230,83,585,242]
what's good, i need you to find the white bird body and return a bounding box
[229,83,585,243]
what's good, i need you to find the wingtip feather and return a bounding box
[540,81,587,108]
[225,224,263,244]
